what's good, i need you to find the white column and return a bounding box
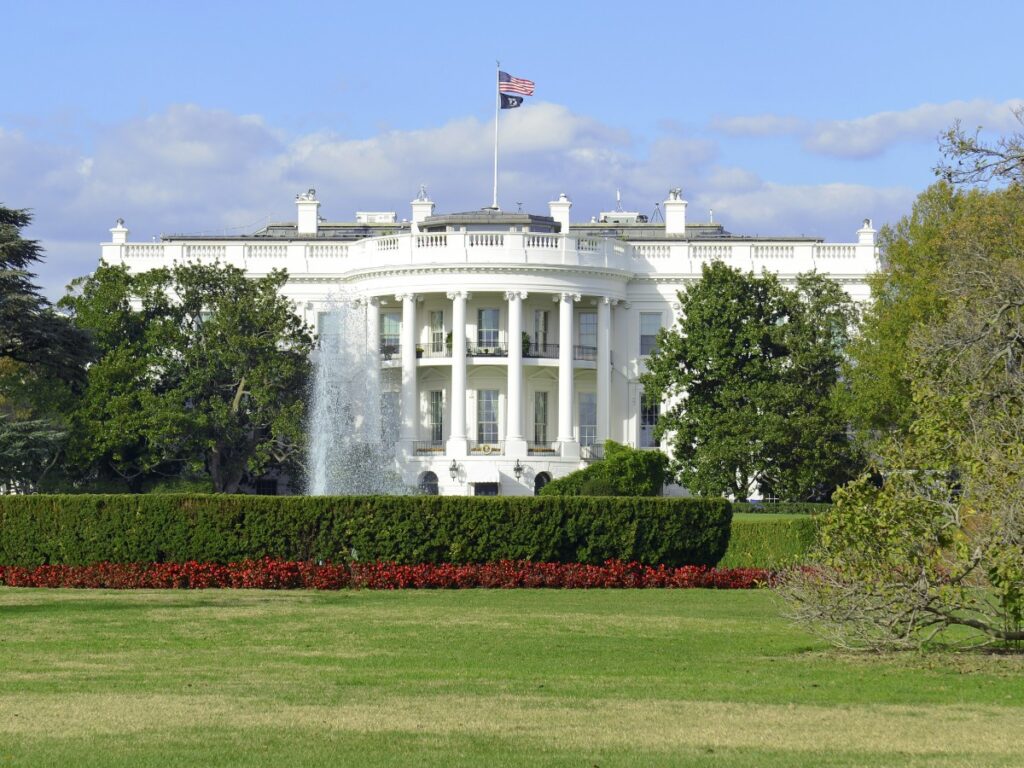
[597,297,613,445]
[447,290,469,456]
[505,290,527,457]
[398,293,418,443]
[557,292,580,457]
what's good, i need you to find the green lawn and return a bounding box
[1,588,1022,767]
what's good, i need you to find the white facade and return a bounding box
[103,189,878,496]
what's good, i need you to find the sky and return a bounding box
[3,0,1023,297]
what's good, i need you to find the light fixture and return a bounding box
[513,459,524,480]
[449,459,459,481]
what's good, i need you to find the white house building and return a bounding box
[103,187,878,496]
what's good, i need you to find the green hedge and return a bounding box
[717,513,819,569]
[0,494,732,568]
[732,502,831,515]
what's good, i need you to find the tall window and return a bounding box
[533,391,549,444]
[429,390,443,443]
[640,392,660,448]
[578,311,597,349]
[533,309,549,347]
[478,308,499,348]
[381,311,401,352]
[477,389,499,443]
[429,310,445,351]
[640,312,662,356]
[579,392,597,447]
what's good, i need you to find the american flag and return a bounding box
[498,71,534,97]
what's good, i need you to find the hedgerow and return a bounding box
[0,494,732,568]
[718,514,819,569]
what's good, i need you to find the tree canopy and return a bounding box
[59,262,314,492]
[538,441,668,497]
[641,263,859,501]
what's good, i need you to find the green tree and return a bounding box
[0,205,91,490]
[641,262,858,501]
[539,440,668,497]
[61,262,314,492]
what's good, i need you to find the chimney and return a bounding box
[548,193,572,233]
[410,185,435,233]
[857,218,876,246]
[296,189,320,236]
[110,218,129,244]
[663,188,687,235]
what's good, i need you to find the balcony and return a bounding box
[468,440,505,456]
[580,443,604,462]
[528,441,557,456]
[420,341,450,359]
[524,342,559,359]
[573,345,597,361]
[413,440,445,456]
[380,342,400,360]
[466,341,508,357]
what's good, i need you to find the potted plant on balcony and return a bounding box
[416,346,424,358]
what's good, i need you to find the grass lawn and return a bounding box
[1,588,1022,767]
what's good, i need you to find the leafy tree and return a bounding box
[0,205,91,490]
[539,440,668,496]
[61,262,314,492]
[936,105,1024,186]
[641,262,858,501]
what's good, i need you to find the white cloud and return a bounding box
[711,114,806,137]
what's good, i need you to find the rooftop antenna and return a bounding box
[615,189,623,212]
[516,201,523,213]
[650,202,664,223]
[709,209,714,223]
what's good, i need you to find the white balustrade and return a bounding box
[308,243,349,258]
[124,244,165,259]
[468,233,504,247]
[752,245,794,260]
[375,237,400,252]
[692,244,732,261]
[415,234,447,248]
[635,244,670,259]
[525,234,559,249]
[185,244,226,261]
[246,243,287,259]
[815,244,857,259]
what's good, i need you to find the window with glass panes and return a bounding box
[640,391,660,448]
[533,309,549,348]
[477,389,499,443]
[640,312,662,355]
[578,392,597,447]
[429,311,444,353]
[429,390,443,443]
[478,309,499,348]
[578,312,597,350]
[380,311,401,352]
[533,391,548,444]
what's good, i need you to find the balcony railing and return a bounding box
[580,443,604,462]
[466,341,508,357]
[468,440,505,456]
[524,342,559,359]
[574,345,597,361]
[420,341,450,358]
[380,342,401,360]
[528,441,557,455]
[413,440,446,456]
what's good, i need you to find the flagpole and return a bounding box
[492,60,500,210]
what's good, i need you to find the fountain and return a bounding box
[306,298,408,495]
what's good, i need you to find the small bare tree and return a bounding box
[936,106,1024,186]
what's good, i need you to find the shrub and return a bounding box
[732,502,831,515]
[0,559,771,590]
[717,514,818,569]
[540,441,668,497]
[0,494,732,568]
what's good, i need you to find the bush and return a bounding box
[540,441,668,497]
[0,559,771,590]
[0,494,732,568]
[732,502,831,515]
[717,514,818,569]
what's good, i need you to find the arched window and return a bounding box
[418,471,439,496]
[534,471,552,495]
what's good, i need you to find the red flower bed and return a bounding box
[0,559,772,590]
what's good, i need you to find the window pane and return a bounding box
[533,310,548,346]
[478,309,499,347]
[640,391,660,448]
[640,312,661,355]
[429,390,443,443]
[579,392,597,447]
[429,311,444,348]
[579,312,597,349]
[381,312,401,350]
[477,389,499,443]
[534,391,548,444]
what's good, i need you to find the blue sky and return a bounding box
[3,0,1022,296]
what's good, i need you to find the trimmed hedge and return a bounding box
[732,502,831,515]
[0,494,732,568]
[717,513,819,569]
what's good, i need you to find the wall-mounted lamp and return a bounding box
[513,459,524,480]
[449,459,460,481]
